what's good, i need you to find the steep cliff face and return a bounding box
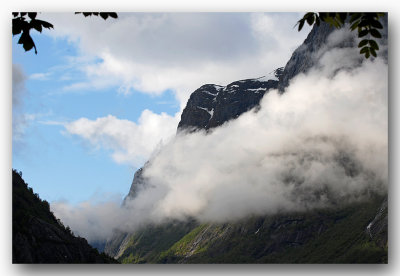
[12,170,118,263]
[106,20,388,263]
[277,22,335,91]
[178,72,281,131]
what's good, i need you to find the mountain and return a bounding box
[12,170,118,263]
[177,72,281,131]
[105,20,388,263]
[123,72,282,203]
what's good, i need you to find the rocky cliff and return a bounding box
[177,71,281,131]
[12,170,118,263]
[105,20,388,263]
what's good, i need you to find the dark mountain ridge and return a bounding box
[177,70,282,131]
[12,170,118,263]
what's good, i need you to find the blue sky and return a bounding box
[12,32,180,204]
[12,12,310,205]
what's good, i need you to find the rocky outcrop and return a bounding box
[12,170,118,263]
[124,166,147,202]
[366,197,388,249]
[277,22,335,91]
[178,72,281,131]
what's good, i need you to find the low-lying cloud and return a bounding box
[52,30,388,243]
[131,54,388,223]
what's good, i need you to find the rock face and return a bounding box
[106,20,388,263]
[178,73,281,131]
[12,170,118,263]
[124,167,147,202]
[277,22,335,91]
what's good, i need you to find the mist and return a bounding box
[51,29,388,243]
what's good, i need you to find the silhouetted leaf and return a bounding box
[369,40,379,50]
[12,18,25,35]
[18,31,37,54]
[370,29,382,38]
[99,13,109,20]
[358,39,369,48]
[358,29,369,37]
[31,20,42,32]
[371,20,383,29]
[306,14,315,25]
[370,47,377,57]
[358,20,369,28]
[28,12,37,20]
[76,12,118,20]
[36,19,54,30]
[360,47,369,54]
[298,19,305,31]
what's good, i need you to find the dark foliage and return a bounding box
[12,12,53,54]
[75,12,118,20]
[12,169,118,263]
[12,12,118,54]
[297,12,385,59]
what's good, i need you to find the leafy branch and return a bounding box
[12,12,54,54]
[296,12,385,59]
[12,12,118,54]
[75,12,118,20]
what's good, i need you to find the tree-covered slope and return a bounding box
[12,169,118,263]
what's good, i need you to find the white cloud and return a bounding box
[58,13,310,167]
[29,72,53,81]
[140,57,388,222]
[53,33,388,242]
[40,13,310,107]
[64,110,180,167]
[51,199,127,243]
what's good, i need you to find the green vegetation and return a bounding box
[158,223,210,262]
[117,219,199,264]
[117,196,387,264]
[260,198,387,263]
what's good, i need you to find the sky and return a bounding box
[12,12,312,205]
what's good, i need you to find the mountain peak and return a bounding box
[177,74,280,131]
